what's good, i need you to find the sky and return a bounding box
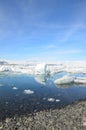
[0,0,86,62]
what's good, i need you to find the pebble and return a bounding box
[0,101,86,130]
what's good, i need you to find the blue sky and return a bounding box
[0,0,86,62]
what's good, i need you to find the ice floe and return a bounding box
[47,98,55,102]
[1,61,86,75]
[56,99,60,102]
[47,98,60,102]
[12,87,18,90]
[24,89,34,94]
[74,77,86,84]
[54,74,74,85]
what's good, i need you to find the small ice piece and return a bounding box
[24,89,34,94]
[12,87,18,90]
[47,98,55,102]
[43,97,46,100]
[56,99,60,102]
[5,101,9,105]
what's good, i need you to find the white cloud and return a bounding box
[24,89,34,94]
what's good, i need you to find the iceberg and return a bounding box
[1,66,13,72]
[35,63,46,74]
[54,74,74,85]
[35,63,50,75]
[74,77,86,84]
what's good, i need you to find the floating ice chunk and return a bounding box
[47,98,55,102]
[43,97,46,100]
[54,74,74,85]
[46,98,60,102]
[74,77,86,84]
[24,89,34,94]
[12,87,18,90]
[56,99,60,102]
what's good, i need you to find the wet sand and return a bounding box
[0,100,86,130]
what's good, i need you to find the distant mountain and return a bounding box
[0,61,8,65]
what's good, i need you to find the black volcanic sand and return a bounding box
[0,101,86,130]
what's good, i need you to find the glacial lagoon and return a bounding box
[0,72,86,120]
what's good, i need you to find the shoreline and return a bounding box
[0,100,86,130]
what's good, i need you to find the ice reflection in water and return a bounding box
[0,73,86,120]
[34,74,50,85]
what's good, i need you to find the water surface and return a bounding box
[0,73,86,119]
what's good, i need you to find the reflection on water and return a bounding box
[55,84,73,88]
[34,74,50,85]
[0,73,86,120]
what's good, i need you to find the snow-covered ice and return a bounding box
[35,63,50,75]
[74,77,86,84]
[54,74,74,85]
[24,89,34,94]
[56,99,60,102]
[47,98,60,102]
[12,87,18,90]
[47,98,55,102]
[1,60,86,86]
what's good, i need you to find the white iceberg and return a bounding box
[56,99,60,102]
[35,63,50,75]
[74,77,86,84]
[54,74,74,85]
[12,87,18,90]
[24,89,34,94]
[47,98,55,102]
[47,98,60,102]
[1,66,13,72]
[35,63,46,74]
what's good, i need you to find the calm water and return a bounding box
[0,73,86,119]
